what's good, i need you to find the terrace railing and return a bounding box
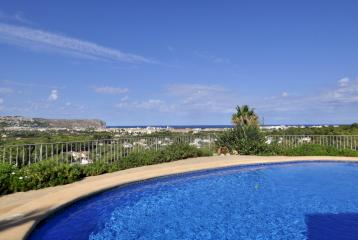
[2,134,357,166]
[0,134,216,166]
[266,135,358,151]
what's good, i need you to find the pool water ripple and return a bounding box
[29,162,358,240]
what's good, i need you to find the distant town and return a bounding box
[0,115,344,136]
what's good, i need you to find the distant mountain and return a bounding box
[0,116,106,129]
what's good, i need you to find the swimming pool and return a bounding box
[28,161,358,240]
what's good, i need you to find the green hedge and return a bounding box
[2,141,356,196]
[83,143,212,176]
[0,143,212,195]
[280,144,358,157]
[0,164,16,195]
[9,161,84,192]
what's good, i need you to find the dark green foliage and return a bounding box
[0,163,16,194]
[122,151,158,167]
[258,144,358,156]
[116,143,212,169]
[157,143,210,161]
[1,139,357,196]
[281,144,358,157]
[0,143,212,195]
[257,144,284,156]
[9,160,84,192]
[82,162,113,177]
[216,126,358,156]
[0,160,85,194]
[216,126,270,154]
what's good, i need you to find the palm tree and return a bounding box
[231,105,259,127]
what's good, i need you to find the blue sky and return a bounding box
[0,1,357,125]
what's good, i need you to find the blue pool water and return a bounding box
[29,162,358,240]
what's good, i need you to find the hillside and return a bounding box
[0,116,106,129]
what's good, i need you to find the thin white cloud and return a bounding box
[0,10,31,24]
[121,96,129,101]
[59,102,85,113]
[0,87,13,94]
[160,78,358,119]
[338,77,349,87]
[116,98,175,112]
[324,78,358,103]
[1,79,62,89]
[135,99,167,110]
[168,84,227,96]
[3,98,87,116]
[116,84,237,115]
[0,22,156,64]
[0,98,4,104]
[167,84,235,114]
[13,11,31,24]
[92,86,129,95]
[256,77,358,115]
[195,51,231,64]
[48,89,58,101]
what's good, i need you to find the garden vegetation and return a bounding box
[1,105,357,196]
[216,105,358,156]
[0,143,212,195]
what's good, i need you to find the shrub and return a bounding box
[0,163,17,195]
[9,160,85,193]
[122,150,159,167]
[216,126,270,155]
[0,143,213,195]
[82,162,111,177]
[197,147,213,157]
[158,143,212,161]
[117,143,212,169]
[282,144,358,157]
[257,144,284,156]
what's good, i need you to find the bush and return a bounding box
[0,163,17,195]
[0,143,213,195]
[79,143,212,178]
[257,144,284,156]
[12,160,84,192]
[82,162,111,177]
[2,140,358,196]
[216,126,358,157]
[117,143,212,169]
[120,150,159,168]
[282,144,358,157]
[216,126,270,155]
[157,143,210,162]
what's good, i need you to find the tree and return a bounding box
[231,105,259,127]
